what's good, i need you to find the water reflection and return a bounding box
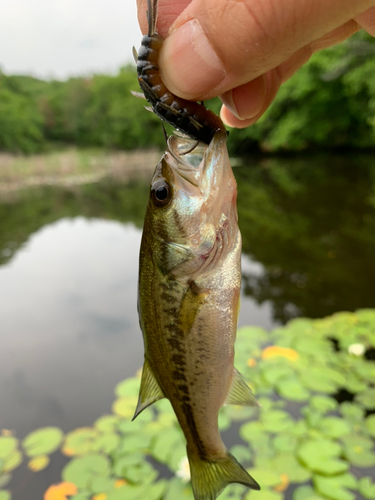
[1,152,375,439]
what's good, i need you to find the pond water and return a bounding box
[0,152,375,498]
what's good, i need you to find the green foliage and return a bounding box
[3,309,375,499]
[2,32,375,153]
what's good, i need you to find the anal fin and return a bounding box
[132,358,165,420]
[225,368,260,407]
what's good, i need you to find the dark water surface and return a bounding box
[1,153,375,497]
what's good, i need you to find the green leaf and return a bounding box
[261,410,294,433]
[339,402,364,424]
[2,450,22,473]
[0,491,11,500]
[293,485,326,500]
[245,489,282,500]
[270,453,311,483]
[164,478,194,500]
[309,395,337,414]
[300,366,346,393]
[91,432,120,454]
[297,438,348,475]
[115,378,141,398]
[90,475,115,494]
[0,475,11,489]
[230,445,253,464]
[313,473,357,500]
[356,388,375,409]
[62,454,110,490]
[359,477,375,500]
[62,428,98,456]
[0,439,17,461]
[317,417,351,438]
[246,468,281,487]
[342,434,375,467]
[365,415,375,437]
[272,435,297,452]
[275,376,310,401]
[22,427,63,457]
[94,415,120,432]
[70,493,91,500]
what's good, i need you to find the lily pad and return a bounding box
[0,475,11,489]
[272,435,298,452]
[27,455,50,472]
[342,434,375,467]
[313,472,357,500]
[356,388,375,409]
[62,428,98,456]
[62,454,110,490]
[91,432,120,454]
[1,450,22,473]
[300,366,346,393]
[297,438,348,475]
[112,397,138,418]
[275,376,310,401]
[115,378,141,398]
[339,402,363,424]
[261,410,294,433]
[309,395,337,413]
[359,476,375,499]
[90,475,115,494]
[245,489,282,500]
[317,417,351,439]
[23,427,63,457]
[0,491,11,500]
[164,478,194,500]
[246,468,281,487]
[293,485,326,500]
[365,414,375,437]
[94,415,120,432]
[0,439,17,461]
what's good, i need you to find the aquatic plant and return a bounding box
[0,309,374,500]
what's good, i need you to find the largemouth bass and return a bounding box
[134,131,260,500]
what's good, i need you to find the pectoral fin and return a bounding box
[179,281,209,335]
[225,368,260,407]
[132,359,165,420]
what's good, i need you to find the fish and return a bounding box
[133,131,260,500]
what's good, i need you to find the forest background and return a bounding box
[1,31,375,156]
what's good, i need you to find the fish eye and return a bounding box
[151,181,172,207]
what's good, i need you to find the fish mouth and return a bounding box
[167,131,227,188]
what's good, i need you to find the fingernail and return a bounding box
[220,90,242,120]
[221,77,267,120]
[159,19,225,98]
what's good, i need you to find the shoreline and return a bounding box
[0,148,161,194]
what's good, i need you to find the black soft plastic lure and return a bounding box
[133,0,226,144]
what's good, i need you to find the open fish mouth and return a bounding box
[167,135,208,188]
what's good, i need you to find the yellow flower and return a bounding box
[44,482,77,500]
[274,473,289,492]
[262,346,299,361]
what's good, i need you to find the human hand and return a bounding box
[137,0,375,129]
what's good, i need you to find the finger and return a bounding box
[137,0,190,37]
[220,18,361,125]
[355,6,375,35]
[158,0,375,100]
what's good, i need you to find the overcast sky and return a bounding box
[0,0,141,79]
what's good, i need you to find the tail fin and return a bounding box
[187,449,260,500]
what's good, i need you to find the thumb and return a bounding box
[159,0,375,100]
